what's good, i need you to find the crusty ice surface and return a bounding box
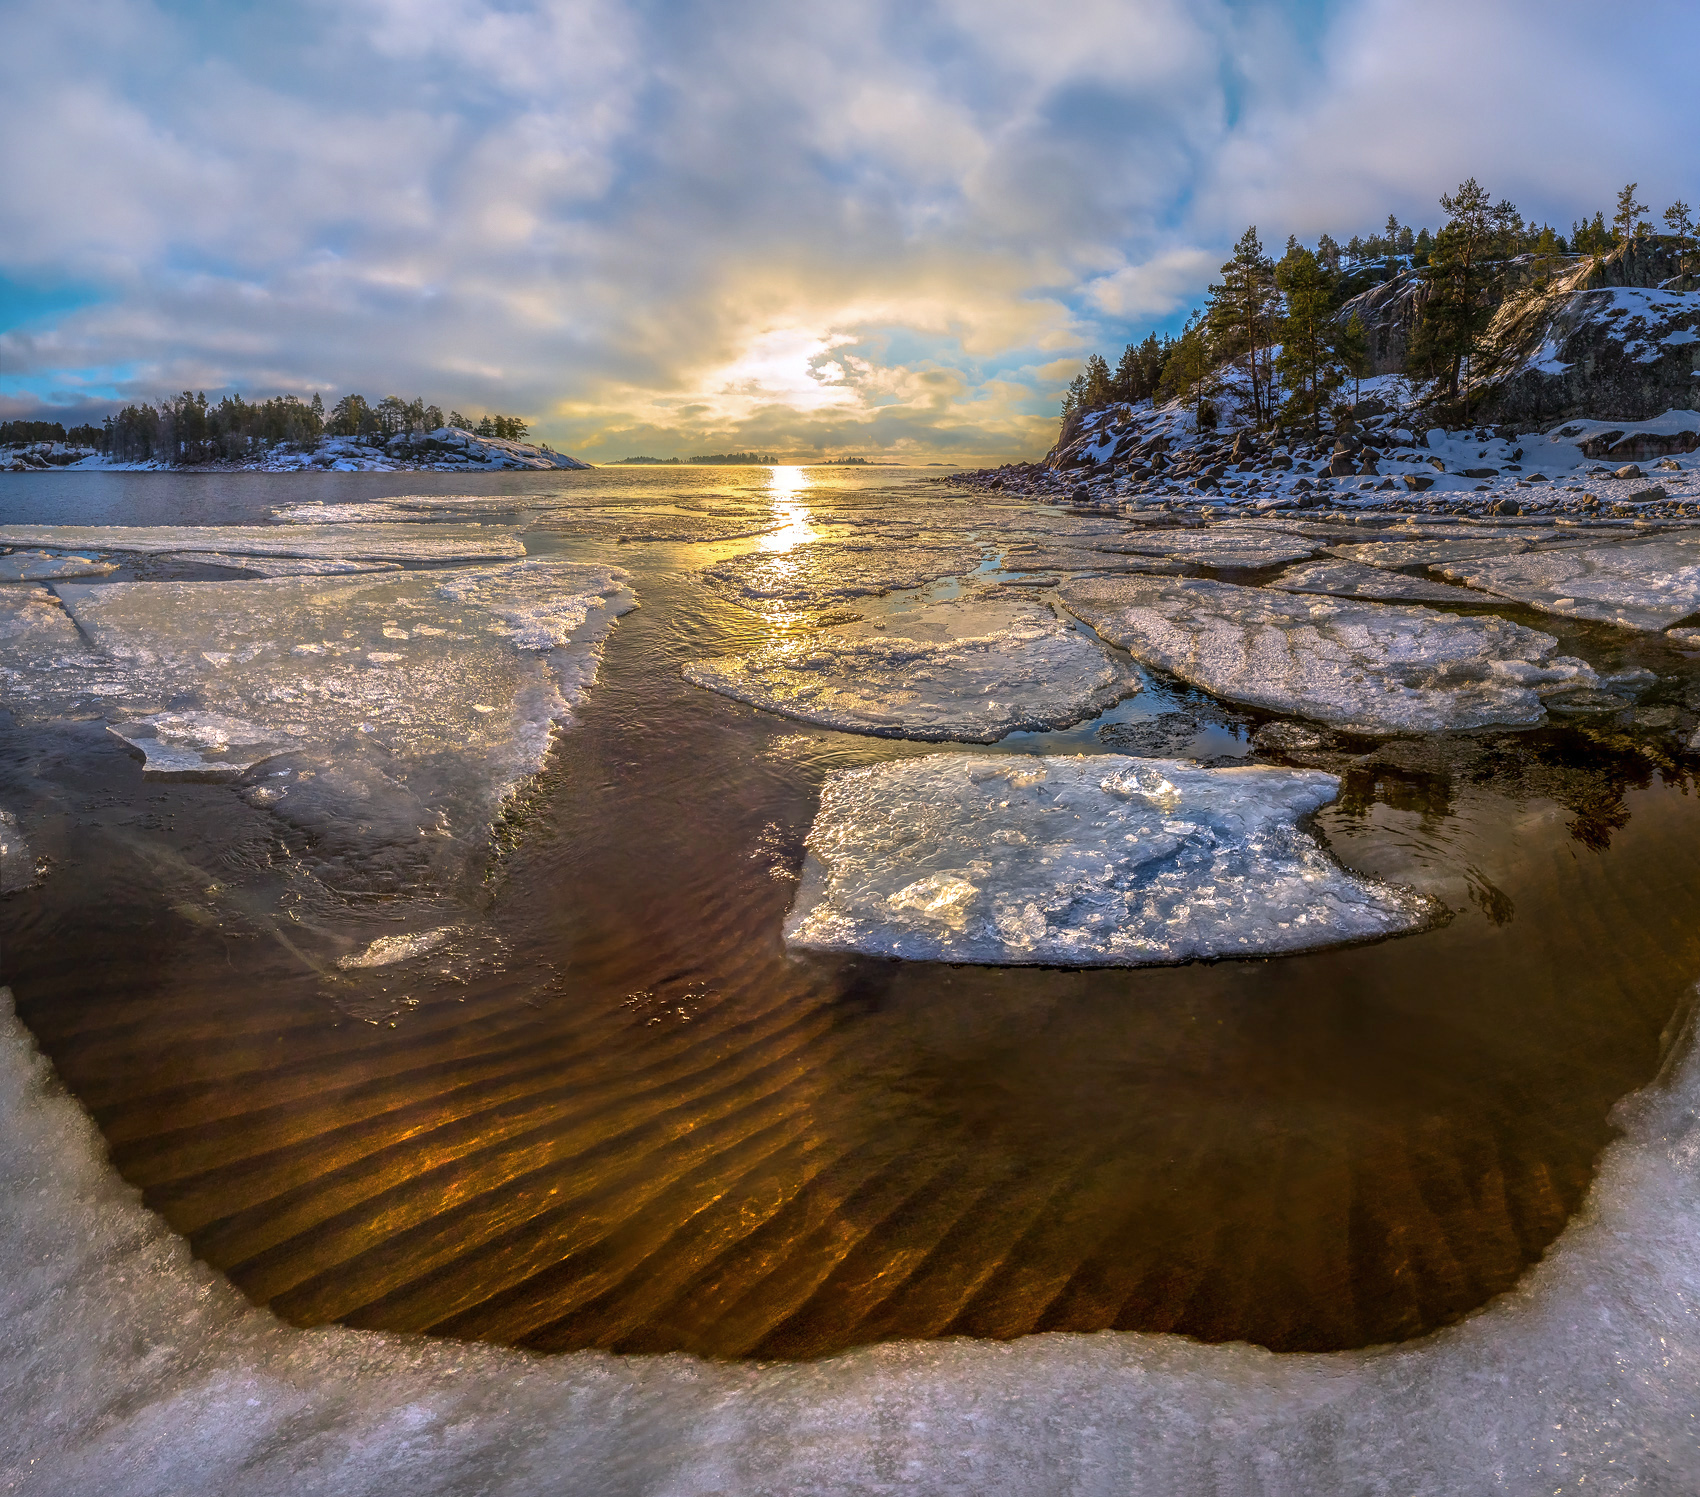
[998,544,1191,576]
[161,553,402,577]
[785,754,1432,965]
[1437,536,1700,632]
[684,598,1135,742]
[1270,558,1486,604]
[4,972,1700,1495]
[0,524,525,563]
[0,550,117,582]
[106,711,290,780]
[696,540,985,614]
[1061,576,1598,733]
[1330,532,1605,571]
[1096,527,1322,568]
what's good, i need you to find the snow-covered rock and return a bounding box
[1060,575,1598,733]
[685,597,1135,741]
[784,754,1434,965]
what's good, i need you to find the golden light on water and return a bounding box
[759,465,815,554]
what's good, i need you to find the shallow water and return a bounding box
[1,466,1698,1364]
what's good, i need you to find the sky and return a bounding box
[1,0,1696,463]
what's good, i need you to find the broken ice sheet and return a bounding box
[0,523,525,564]
[161,553,402,578]
[15,562,635,926]
[1436,536,1700,632]
[696,539,985,614]
[1270,558,1486,604]
[685,597,1136,742]
[1060,576,1598,734]
[0,550,117,582]
[1330,532,1604,571]
[1095,527,1323,569]
[785,754,1434,965]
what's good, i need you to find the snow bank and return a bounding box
[784,754,1433,965]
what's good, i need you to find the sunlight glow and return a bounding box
[760,466,816,554]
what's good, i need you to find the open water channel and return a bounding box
[1,463,1697,1373]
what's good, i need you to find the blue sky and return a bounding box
[2,0,1695,460]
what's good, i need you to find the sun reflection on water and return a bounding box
[760,466,815,554]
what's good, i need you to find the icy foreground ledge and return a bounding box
[1061,576,1598,734]
[0,523,525,564]
[785,755,1432,965]
[684,598,1134,742]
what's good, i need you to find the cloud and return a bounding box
[1,0,1696,460]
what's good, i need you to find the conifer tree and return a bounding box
[1206,226,1278,428]
[1159,316,1217,429]
[1613,183,1648,244]
[1664,201,1696,272]
[1408,178,1498,402]
[1274,249,1344,440]
[1338,313,1370,405]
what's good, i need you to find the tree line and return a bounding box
[1060,180,1699,442]
[4,390,534,462]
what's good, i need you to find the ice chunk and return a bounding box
[1331,532,1602,571]
[685,598,1136,742]
[0,524,525,563]
[1270,558,1487,604]
[106,711,291,781]
[1060,576,1598,733]
[1096,527,1323,568]
[785,754,1433,964]
[696,540,985,614]
[161,553,402,577]
[1437,536,1700,632]
[336,925,457,969]
[998,544,1192,577]
[0,550,117,582]
[0,810,37,893]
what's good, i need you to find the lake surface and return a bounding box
[1,465,1696,1361]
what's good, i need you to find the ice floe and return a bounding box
[0,524,526,564]
[1061,576,1598,733]
[161,554,403,578]
[696,540,985,614]
[336,925,457,969]
[684,597,1134,741]
[106,711,291,780]
[0,551,117,582]
[1436,535,1700,631]
[784,754,1433,965]
[1096,527,1323,568]
[1270,558,1486,604]
[1330,532,1601,571]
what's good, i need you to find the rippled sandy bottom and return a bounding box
[1,468,1698,1365]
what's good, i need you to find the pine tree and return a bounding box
[1613,183,1648,244]
[1081,354,1112,410]
[1665,201,1697,272]
[1206,226,1278,428]
[1316,233,1342,273]
[1338,313,1370,405]
[1274,249,1344,440]
[1158,317,1217,429]
[1408,178,1499,402]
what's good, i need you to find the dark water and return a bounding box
[2,467,1698,1360]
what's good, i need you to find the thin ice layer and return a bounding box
[1270,558,1486,604]
[106,711,290,780]
[1437,536,1700,631]
[696,540,985,614]
[4,965,1700,1492]
[785,754,1432,964]
[1330,532,1603,571]
[685,598,1135,742]
[161,554,402,577]
[1061,576,1598,733]
[0,551,117,582]
[0,524,525,563]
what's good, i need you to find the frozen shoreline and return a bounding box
[3,978,1696,1495]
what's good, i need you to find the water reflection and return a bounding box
[759,466,814,554]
